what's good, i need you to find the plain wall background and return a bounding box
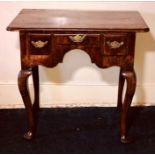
[0,1,155,108]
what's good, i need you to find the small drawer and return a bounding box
[103,33,128,56]
[27,33,52,55]
[54,34,100,47]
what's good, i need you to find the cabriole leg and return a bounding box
[120,70,136,143]
[32,66,40,132]
[32,66,39,109]
[117,68,125,111]
[18,69,34,140]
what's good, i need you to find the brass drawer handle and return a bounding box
[31,40,48,48]
[106,41,124,49]
[69,34,86,43]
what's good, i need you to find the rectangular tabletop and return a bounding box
[7,9,149,32]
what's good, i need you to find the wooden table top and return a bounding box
[7,9,149,32]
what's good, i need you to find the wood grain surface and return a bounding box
[7,9,149,32]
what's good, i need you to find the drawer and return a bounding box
[103,33,128,55]
[27,33,52,55]
[54,34,100,47]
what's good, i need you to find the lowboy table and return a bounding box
[7,9,149,143]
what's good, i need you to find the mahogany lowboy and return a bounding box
[7,9,149,143]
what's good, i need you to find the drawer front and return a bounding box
[54,34,100,47]
[27,33,52,55]
[103,33,128,55]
